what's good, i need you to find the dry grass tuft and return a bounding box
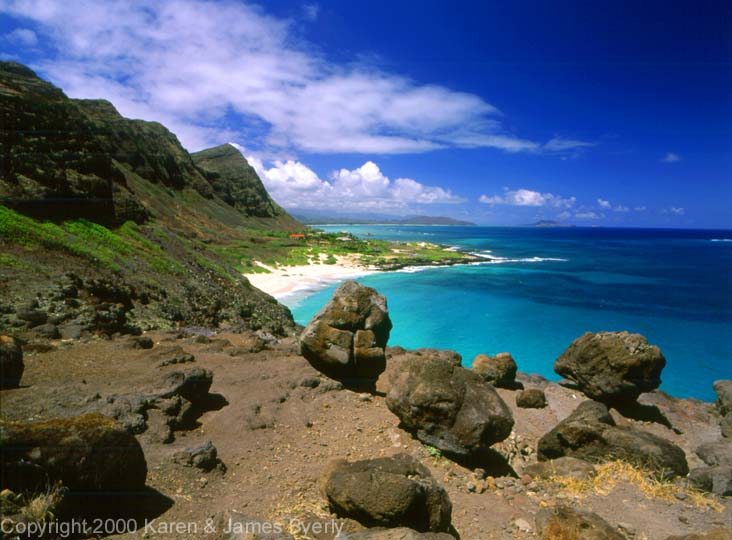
[542,460,723,512]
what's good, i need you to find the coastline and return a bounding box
[243,256,378,301]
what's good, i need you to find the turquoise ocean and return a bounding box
[285,226,731,401]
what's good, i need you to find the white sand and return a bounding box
[243,255,377,301]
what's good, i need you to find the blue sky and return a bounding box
[1,0,730,227]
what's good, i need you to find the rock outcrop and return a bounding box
[300,281,392,386]
[537,400,689,478]
[0,335,23,388]
[471,352,517,388]
[535,506,626,540]
[555,331,666,404]
[386,350,513,458]
[0,413,147,493]
[320,454,452,533]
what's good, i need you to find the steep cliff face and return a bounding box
[192,144,287,219]
[0,62,298,231]
[0,62,303,336]
[0,62,146,224]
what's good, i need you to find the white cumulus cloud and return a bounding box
[597,198,611,208]
[575,212,601,219]
[238,146,463,210]
[0,0,586,155]
[479,188,576,209]
[662,152,681,163]
[668,207,685,215]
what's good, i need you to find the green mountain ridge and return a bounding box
[0,62,305,336]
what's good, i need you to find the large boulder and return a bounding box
[537,400,689,478]
[386,351,514,458]
[300,281,392,385]
[346,529,455,540]
[0,413,147,493]
[320,454,452,533]
[0,335,24,388]
[471,352,517,388]
[535,506,625,540]
[555,331,666,404]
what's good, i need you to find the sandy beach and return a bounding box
[243,255,377,300]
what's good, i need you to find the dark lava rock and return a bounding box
[537,400,689,478]
[155,367,213,403]
[554,331,665,404]
[0,335,24,388]
[128,335,154,349]
[172,440,223,471]
[299,281,392,386]
[0,413,147,493]
[515,388,547,409]
[346,529,455,540]
[320,454,452,533]
[535,505,625,540]
[714,380,732,416]
[386,350,513,458]
[688,465,732,497]
[523,457,597,481]
[471,352,517,388]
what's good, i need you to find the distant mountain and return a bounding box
[529,220,575,228]
[296,213,475,226]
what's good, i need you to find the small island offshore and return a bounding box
[1,62,731,540]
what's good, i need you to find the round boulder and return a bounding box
[554,331,665,404]
[386,350,514,458]
[320,454,452,533]
[0,335,24,389]
[300,281,392,386]
[0,413,147,493]
[471,352,517,388]
[516,388,547,409]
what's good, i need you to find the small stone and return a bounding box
[674,492,687,501]
[514,518,532,533]
[467,482,476,493]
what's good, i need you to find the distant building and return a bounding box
[289,233,306,240]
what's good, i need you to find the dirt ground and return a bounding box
[1,331,730,539]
